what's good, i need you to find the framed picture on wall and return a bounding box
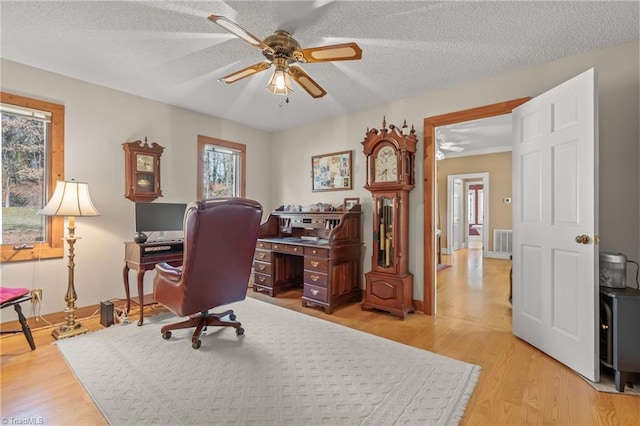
[344,197,360,210]
[311,150,352,192]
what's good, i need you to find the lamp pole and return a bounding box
[52,215,89,339]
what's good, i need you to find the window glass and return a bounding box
[197,135,246,199]
[1,93,64,262]
[203,146,241,197]
[1,104,50,245]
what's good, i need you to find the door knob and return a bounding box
[575,234,591,244]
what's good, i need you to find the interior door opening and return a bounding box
[423,98,530,315]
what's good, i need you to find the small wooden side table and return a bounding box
[123,241,183,325]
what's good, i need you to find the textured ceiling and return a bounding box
[1,1,638,136]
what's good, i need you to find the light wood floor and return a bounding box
[2,247,639,425]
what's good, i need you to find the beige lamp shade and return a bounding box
[38,180,100,217]
[266,66,293,96]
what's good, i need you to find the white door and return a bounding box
[453,179,463,251]
[512,68,599,381]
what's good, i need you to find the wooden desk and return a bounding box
[123,240,183,325]
[254,206,363,314]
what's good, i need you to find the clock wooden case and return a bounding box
[362,118,417,319]
[122,137,164,202]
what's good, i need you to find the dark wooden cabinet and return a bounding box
[122,137,164,202]
[599,287,640,392]
[254,206,363,314]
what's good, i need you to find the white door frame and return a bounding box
[446,172,489,257]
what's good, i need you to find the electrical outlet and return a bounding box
[31,288,42,303]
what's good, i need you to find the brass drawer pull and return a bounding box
[258,276,265,282]
[311,260,319,267]
[312,250,318,254]
[258,253,266,259]
[273,244,280,249]
[311,289,319,296]
[311,274,319,282]
[258,264,266,271]
[293,247,299,252]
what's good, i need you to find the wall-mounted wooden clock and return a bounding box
[122,137,164,202]
[361,117,417,319]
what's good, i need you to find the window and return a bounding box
[197,135,246,199]
[1,92,64,262]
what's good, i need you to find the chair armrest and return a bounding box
[155,262,183,282]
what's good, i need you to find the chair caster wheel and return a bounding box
[229,313,236,321]
[192,340,201,349]
[236,327,244,336]
[162,331,172,340]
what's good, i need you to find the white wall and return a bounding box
[2,39,638,321]
[1,59,273,318]
[272,40,640,300]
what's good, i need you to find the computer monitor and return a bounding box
[134,202,187,241]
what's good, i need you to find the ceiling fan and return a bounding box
[437,140,469,153]
[208,15,362,98]
[435,132,470,160]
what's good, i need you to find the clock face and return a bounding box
[374,146,397,182]
[136,154,154,172]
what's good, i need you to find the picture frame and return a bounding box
[344,197,360,210]
[311,150,353,192]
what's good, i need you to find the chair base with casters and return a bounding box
[161,308,244,349]
[0,287,36,351]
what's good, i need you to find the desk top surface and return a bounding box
[600,286,640,298]
[259,236,330,247]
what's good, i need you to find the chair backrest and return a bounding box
[178,197,262,314]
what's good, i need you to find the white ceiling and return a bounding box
[437,114,512,158]
[1,1,638,134]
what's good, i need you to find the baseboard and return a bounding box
[0,299,128,333]
[487,251,511,260]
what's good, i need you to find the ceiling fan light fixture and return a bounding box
[266,66,293,95]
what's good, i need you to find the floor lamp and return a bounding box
[38,180,100,339]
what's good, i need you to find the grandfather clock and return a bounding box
[361,117,417,319]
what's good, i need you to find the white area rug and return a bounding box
[56,297,480,425]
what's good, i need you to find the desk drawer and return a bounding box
[304,270,328,288]
[254,273,272,287]
[304,284,328,302]
[254,250,271,262]
[254,261,271,274]
[272,243,303,255]
[256,241,272,250]
[304,247,329,257]
[304,257,329,273]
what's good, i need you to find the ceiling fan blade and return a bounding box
[218,62,272,84]
[208,15,274,55]
[288,66,327,98]
[293,42,362,63]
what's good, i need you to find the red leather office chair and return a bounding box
[153,197,262,349]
